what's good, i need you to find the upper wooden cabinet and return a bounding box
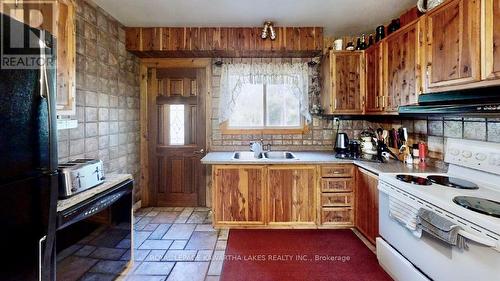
[482,0,500,81]
[423,0,481,91]
[0,0,76,115]
[212,166,266,226]
[55,0,76,115]
[383,19,423,113]
[321,51,365,115]
[267,166,316,225]
[365,43,384,113]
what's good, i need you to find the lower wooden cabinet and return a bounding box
[321,207,354,225]
[211,164,360,229]
[355,167,379,244]
[212,166,265,226]
[267,166,316,225]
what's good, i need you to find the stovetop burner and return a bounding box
[427,175,479,190]
[453,196,500,218]
[396,174,432,185]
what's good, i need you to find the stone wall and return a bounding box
[57,0,141,200]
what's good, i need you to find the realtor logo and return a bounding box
[1,0,56,69]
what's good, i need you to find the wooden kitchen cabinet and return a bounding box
[0,0,76,115]
[424,0,481,91]
[482,0,500,82]
[212,165,265,226]
[383,19,423,113]
[365,43,385,113]
[355,167,379,244]
[55,0,76,115]
[321,51,365,114]
[267,166,316,226]
[319,164,355,227]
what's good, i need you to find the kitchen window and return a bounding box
[219,62,311,133]
[228,83,302,129]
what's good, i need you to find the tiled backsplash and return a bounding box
[57,0,141,200]
[370,117,500,169]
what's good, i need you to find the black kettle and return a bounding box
[335,133,349,154]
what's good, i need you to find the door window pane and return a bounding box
[169,104,185,145]
[228,84,264,127]
[266,84,301,127]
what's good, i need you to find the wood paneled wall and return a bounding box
[126,27,323,58]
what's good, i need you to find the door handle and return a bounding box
[39,235,46,281]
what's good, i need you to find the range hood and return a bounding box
[399,86,500,116]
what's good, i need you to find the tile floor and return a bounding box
[128,207,227,281]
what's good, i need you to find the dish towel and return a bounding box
[389,194,422,237]
[416,208,468,250]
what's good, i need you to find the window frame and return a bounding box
[220,83,308,135]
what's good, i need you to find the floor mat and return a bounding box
[220,229,392,281]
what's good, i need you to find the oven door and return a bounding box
[377,181,500,281]
[55,180,133,281]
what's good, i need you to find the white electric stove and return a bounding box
[377,138,500,281]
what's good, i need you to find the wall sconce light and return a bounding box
[261,21,276,40]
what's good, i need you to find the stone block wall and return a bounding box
[57,0,141,201]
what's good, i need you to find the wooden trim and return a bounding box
[140,58,211,207]
[139,64,149,206]
[220,121,310,135]
[127,27,323,58]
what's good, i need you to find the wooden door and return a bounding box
[212,166,265,226]
[267,166,316,225]
[365,44,384,113]
[424,0,481,91]
[483,0,500,81]
[332,51,365,114]
[384,20,423,113]
[150,68,206,206]
[355,168,379,244]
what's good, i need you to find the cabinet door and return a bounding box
[333,52,365,114]
[483,0,500,81]
[268,166,316,225]
[355,168,379,244]
[424,0,481,91]
[384,20,423,113]
[365,44,384,113]
[55,0,76,115]
[213,166,265,225]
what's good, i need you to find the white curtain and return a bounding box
[219,62,312,124]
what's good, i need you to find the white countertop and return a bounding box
[201,151,445,175]
[57,174,133,212]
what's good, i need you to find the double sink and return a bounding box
[232,151,298,161]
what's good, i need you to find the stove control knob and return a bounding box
[462,151,472,158]
[475,153,487,161]
[450,149,460,156]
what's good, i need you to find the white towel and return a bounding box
[389,194,422,237]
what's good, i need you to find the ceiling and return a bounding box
[93,0,416,36]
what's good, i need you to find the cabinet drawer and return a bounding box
[321,165,354,178]
[321,178,353,192]
[321,193,353,207]
[321,207,354,225]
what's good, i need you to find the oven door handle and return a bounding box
[458,230,500,252]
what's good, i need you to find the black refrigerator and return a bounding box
[0,13,58,281]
